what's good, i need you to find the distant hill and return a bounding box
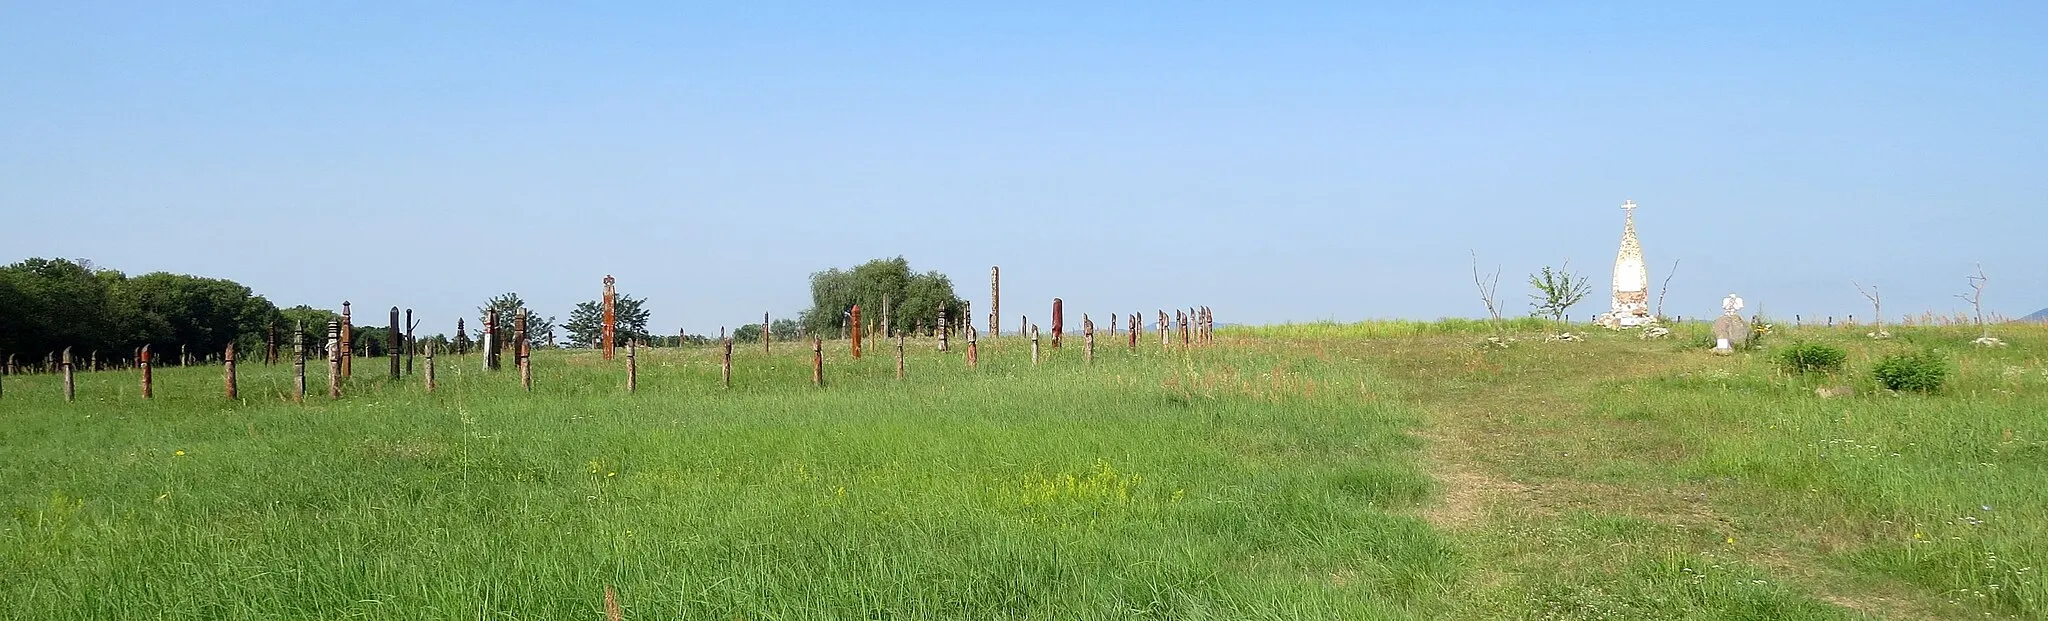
[2025,308,2048,323]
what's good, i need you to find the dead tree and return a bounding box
[1854,281,1884,333]
[1957,263,1990,337]
[1471,251,1505,341]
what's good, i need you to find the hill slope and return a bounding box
[2025,307,2048,322]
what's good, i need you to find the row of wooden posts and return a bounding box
[0,303,1217,402]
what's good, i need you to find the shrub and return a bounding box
[1871,349,1949,393]
[1775,342,1847,375]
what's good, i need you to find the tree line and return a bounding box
[2,255,972,365]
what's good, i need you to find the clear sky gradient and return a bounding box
[4,2,2043,334]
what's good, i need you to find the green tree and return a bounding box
[0,258,121,355]
[475,293,554,348]
[1527,263,1592,323]
[563,293,652,347]
[799,257,965,338]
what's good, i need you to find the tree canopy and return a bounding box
[799,257,965,338]
[0,258,280,361]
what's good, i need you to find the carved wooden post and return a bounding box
[516,310,532,391]
[895,331,906,380]
[990,266,1001,337]
[292,324,306,401]
[91,350,98,372]
[1051,298,1064,348]
[1083,315,1095,365]
[1180,310,1191,347]
[1030,325,1041,366]
[62,347,75,402]
[1128,314,1139,352]
[850,305,863,359]
[266,324,278,365]
[811,337,824,387]
[340,301,352,378]
[1110,313,1117,337]
[1158,311,1170,349]
[140,345,153,399]
[4,353,12,376]
[602,275,617,360]
[484,309,500,371]
[423,339,436,392]
[180,344,189,367]
[326,322,341,399]
[456,318,469,355]
[763,311,771,354]
[627,339,638,394]
[937,307,949,352]
[224,344,238,400]
[882,294,892,342]
[404,309,416,376]
[967,326,979,368]
[722,338,733,389]
[388,307,401,380]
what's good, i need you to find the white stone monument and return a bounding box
[1599,200,1655,328]
[1712,293,1748,353]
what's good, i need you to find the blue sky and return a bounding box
[3,2,2043,333]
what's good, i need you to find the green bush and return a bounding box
[1775,342,1847,375]
[1871,349,1949,393]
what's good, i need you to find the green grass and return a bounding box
[3,324,2043,619]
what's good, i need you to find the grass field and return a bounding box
[3,322,2043,619]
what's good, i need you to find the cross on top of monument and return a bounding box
[1622,199,1637,212]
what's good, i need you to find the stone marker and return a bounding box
[1712,293,1748,353]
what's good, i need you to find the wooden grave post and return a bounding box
[812,337,824,387]
[938,307,949,352]
[62,347,75,402]
[1031,325,1041,366]
[602,275,617,360]
[1051,298,1064,348]
[882,294,891,342]
[388,307,401,380]
[266,324,278,365]
[340,301,352,378]
[763,311,771,354]
[405,309,417,376]
[990,266,1001,337]
[424,339,437,392]
[326,322,342,399]
[516,310,531,391]
[722,338,733,389]
[1159,311,1170,349]
[456,318,469,355]
[896,331,905,380]
[223,344,238,400]
[967,326,978,368]
[1083,315,1094,365]
[484,309,500,371]
[850,305,863,359]
[627,339,638,394]
[293,323,306,401]
[1128,313,1139,353]
[140,345,153,399]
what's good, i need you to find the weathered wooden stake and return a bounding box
[423,340,436,392]
[850,305,864,359]
[456,318,469,355]
[293,323,306,401]
[141,345,153,399]
[763,311,771,354]
[896,331,906,380]
[602,275,617,360]
[340,301,353,378]
[224,344,238,400]
[967,326,979,368]
[937,307,949,352]
[266,324,278,365]
[1180,310,1191,347]
[62,347,75,402]
[990,266,1001,337]
[1031,325,1041,366]
[882,293,892,342]
[1083,315,1095,365]
[1051,298,1064,348]
[516,310,532,391]
[388,306,401,380]
[326,322,341,399]
[627,339,638,393]
[1110,313,1117,336]
[90,350,98,372]
[180,344,189,367]
[812,337,824,387]
[722,338,733,389]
